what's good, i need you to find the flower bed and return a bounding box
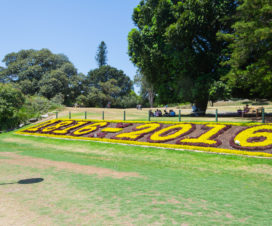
[16,119,272,157]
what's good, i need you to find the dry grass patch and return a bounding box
[0,152,142,179]
[0,194,53,226]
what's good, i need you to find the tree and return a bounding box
[219,0,272,99]
[0,49,84,105]
[0,66,5,83]
[95,41,108,67]
[87,65,133,98]
[128,0,237,113]
[0,83,25,130]
[209,81,231,106]
[134,71,155,107]
[116,91,140,108]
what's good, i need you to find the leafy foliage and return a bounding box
[209,81,231,106]
[0,49,84,105]
[80,65,133,107]
[0,83,25,130]
[134,71,155,107]
[220,0,272,99]
[128,0,236,112]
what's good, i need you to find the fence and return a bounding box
[55,108,268,123]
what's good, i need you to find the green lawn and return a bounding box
[0,131,272,225]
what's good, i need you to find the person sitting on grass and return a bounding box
[244,104,250,113]
[192,104,198,113]
[158,110,162,117]
[192,104,199,116]
[149,110,154,117]
[169,109,176,117]
[163,110,169,117]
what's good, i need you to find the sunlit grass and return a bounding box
[0,131,272,224]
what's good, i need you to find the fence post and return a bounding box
[69,112,71,119]
[215,109,218,122]
[85,111,87,120]
[56,111,58,119]
[102,111,104,120]
[123,111,126,121]
[262,108,265,123]
[179,110,181,122]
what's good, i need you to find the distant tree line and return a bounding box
[0,42,138,130]
[128,0,272,114]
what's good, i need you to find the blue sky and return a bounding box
[0,0,139,90]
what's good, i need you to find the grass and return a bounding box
[0,130,272,225]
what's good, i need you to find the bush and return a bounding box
[115,91,140,108]
[51,93,64,105]
[24,95,64,117]
[0,83,25,130]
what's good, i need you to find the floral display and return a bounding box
[72,122,109,136]
[148,123,195,143]
[113,123,161,141]
[16,119,272,157]
[177,124,231,147]
[230,125,272,150]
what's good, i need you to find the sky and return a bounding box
[0,0,140,91]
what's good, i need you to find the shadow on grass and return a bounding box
[0,178,44,185]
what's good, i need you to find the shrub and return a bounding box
[0,83,25,130]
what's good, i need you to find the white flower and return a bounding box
[234,140,240,146]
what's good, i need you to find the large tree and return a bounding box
[0,49,83,105]
[95,41,108,67]
[128,0,236,113]
[87,65,133,97]
[83,66,133,107]
[219,0,272,99]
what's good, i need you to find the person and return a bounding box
[192,104,199,116]
[192,104,198,113]
[169,109,176,117]
[149,110,154,117]
[164,110,169,117]
[244,104,250,113]
[155,109,159,117]
[158,110,162,117]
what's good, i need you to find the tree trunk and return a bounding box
[147,86,155,108]
[195,99,208,116]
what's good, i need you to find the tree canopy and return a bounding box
[219,0,272,99]
[0,49,83,105]
[128,0,237,112]
[87,65,133,97]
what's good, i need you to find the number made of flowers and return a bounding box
[177,124,231,147]
[52,121,90,135]
[113,123,161,140]
[42,120,75,133]
[25,119,59,132]
[71,122,109,136]
[231,125,272,150]
[148,123,195,143]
